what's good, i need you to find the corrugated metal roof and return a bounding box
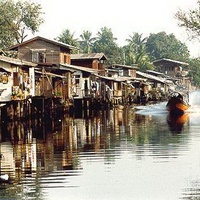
[153,58,189,66]
[0,55,37,67]
[107,64,138,69]
[35,70,66,78]
[136,71,169,84]
[95,74,145,82]
[146,70,164,75]
[60,63,98,74]
[146,70,177,81]
[70,53,107,60]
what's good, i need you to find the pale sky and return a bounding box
[32,0,199,57]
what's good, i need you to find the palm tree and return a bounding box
[124,32,153,70]
[93,27,120,64]
[126,32,147,54]
[79,30,96,53]
[56,29,79,48]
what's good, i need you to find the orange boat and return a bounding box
[166,92,190,115]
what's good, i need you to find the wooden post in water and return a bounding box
[42,67,45,117]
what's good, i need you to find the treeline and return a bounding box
[1,0,200,86]
[56,28,190,70]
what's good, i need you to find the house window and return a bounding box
[75,75,80,84]
[32,49,46,63]
[39,52,46,62]
[119,70,123,76]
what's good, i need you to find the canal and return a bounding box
[0,91,200,200]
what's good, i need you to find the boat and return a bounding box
[166,91,190,115]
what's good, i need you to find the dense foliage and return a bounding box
[57,27,200,86]
[0,0,44,49]
[188,58,200,86]
[146,32,190,62]
[123,32,154,71]
[56,28,190,70]
[91,27,122,65]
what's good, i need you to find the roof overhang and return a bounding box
[8,36,79,51]
[0,55,37,67]
[60,63,98,74]
[136,71,168,84]
[153,58,189,66]
[35,70,66,78]
[94,74,146,82]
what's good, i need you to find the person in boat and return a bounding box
[167,91,190,115]
[177,93,183,101]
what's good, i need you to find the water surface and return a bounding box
[1,91,200,200]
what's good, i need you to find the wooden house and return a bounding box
[0,55,37,121]
[146,70,177,89]
[8,36,78,99]
[58,63,100,110]
[136,71,173,101]
[70,53,107,76]
[106,64,138,77]
[59,63,97,98]
[153,58,189,76]
[153,58,191,90]
[0,55,36,102]
[94,75,140,105]
[8,36,78,66]
[104,64,146,104]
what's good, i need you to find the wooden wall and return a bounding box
[17,40,64,65]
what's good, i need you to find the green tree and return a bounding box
[0,0,44,49]
[175,0,200,40]
[146,32,190,62]
[79,30,96,53]
[126,32,147,54]
[188,58,200,86]
[92,27,121,64]
[175,0,200,86]
[56,29,79,48]
[124,32,154,71]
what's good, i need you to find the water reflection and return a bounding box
[0,94,200,199]
[167,114,189,134]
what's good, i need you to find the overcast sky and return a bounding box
[32,0,199,57]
